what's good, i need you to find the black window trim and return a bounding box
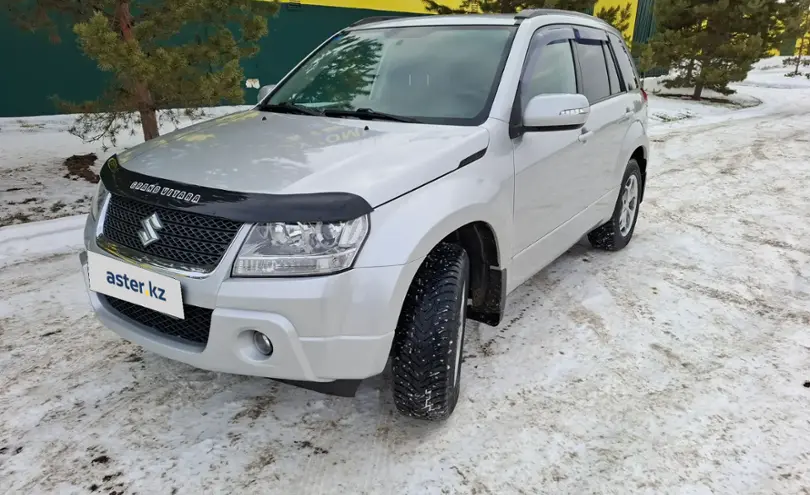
[607,32,640,91]
[603,40,626,95]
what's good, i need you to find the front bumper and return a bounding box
[80,218,421,391]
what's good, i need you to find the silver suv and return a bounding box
[80,10,648,421]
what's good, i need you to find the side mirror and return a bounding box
[257,84,276,104]
[522,93,590,130]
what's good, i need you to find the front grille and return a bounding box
[101,194,242,270]
[103,295,212,346]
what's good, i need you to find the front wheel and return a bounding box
[588,159,642,251]
[391,242,469,421]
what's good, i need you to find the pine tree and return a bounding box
[3,0,277,145]
[647,0,810,99]
[647,0,778,99]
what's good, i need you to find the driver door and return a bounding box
[511,27,590,258]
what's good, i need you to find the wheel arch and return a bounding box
[630,145,648,203]
[440,221,506,326]
[618,121,648,203]
[357,165,513,328]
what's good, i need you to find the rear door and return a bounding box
[572,27,628,200]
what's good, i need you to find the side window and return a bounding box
[520,38,577,109]
[604,43,624,95]
[610,36,639,91]
[575,39,611,103]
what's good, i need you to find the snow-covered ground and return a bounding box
[643,56,810,125]
[2,64,810,493]
[738,56,810,89]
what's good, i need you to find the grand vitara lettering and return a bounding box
[129,181,201,204]
[106,271,167,301]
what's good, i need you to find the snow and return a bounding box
[0,215,86,268]
[642,55,810,126]
[2,62,810,493]
[740,56,810,89]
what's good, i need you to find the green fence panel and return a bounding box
[631,0,668,77]
[0,11,112,118]
[632,0,656,45]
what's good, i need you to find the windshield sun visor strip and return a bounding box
[99,155,373,223]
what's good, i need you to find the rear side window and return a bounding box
[575,39,611,103]
[610,36,639,90]
[604,44,624,95]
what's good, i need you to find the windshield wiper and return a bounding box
[260,101,323,117]
[323,108,420,123]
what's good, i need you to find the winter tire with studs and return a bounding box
[391,242,469,421]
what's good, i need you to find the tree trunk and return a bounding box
[692,80,703,100]
[796,11,810,76]
[116,0,159,141]
[685,58,695,82]
[139,108,159,140]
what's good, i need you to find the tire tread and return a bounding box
[391,242,468,421]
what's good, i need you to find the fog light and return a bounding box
[252,331,274,356]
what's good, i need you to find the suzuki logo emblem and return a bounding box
[138,213,163,247]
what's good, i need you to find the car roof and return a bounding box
[346,10,617,35]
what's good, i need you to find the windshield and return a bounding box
[264,25,517,125]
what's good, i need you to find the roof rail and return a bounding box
[515,8,621,34]
[515,8,597,21]
[349,16,404,27]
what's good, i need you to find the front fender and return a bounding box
[354,157,514,269]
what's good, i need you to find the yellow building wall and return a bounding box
[276,0,638,40]
[592,0,638,41]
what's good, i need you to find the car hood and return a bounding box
[116,109,490,208]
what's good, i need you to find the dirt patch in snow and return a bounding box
[63,153,100,183]
[655,93,762,109]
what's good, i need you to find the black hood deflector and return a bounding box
[100,155,373,223]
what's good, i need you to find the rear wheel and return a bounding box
[391,243,469,421]
[588,159,642,251]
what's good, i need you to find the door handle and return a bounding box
[578,129,593,143]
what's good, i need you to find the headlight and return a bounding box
[232,215,369,277]
[91,180,109,219]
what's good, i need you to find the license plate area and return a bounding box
[86,251,185,319]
